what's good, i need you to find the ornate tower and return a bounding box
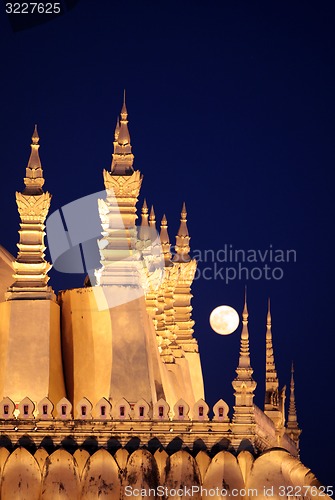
[95,94,143,289]
[0,127,65,406]
[6,126,54,301]
[264,299,284,430]
[172,203,204,402]
[231,290,257,444]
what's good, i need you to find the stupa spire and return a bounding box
[110,91,134,175]
[264,298,279,411]
[237,288,252,371]
[96,95,143,287]
[139,199,150,242]
[121,88,127,118]
[149,205,156,231]
[234,289,255,379]
[6,126,55,300]
[118,89,130,145]
[286,363,301,445]
[173,202,191,262]
[160,214,172,264]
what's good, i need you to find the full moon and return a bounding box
[209,305,240,335]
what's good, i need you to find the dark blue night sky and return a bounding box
[0,0,334,486]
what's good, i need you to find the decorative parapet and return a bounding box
[0,395,299,456]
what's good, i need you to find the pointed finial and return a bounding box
[290,362,296,392]
[149,205,156,229]
[32,124,39,144]
[289,362,296,408]
[181,202,187,220]
[161,214,167,226]
[267,297,272,327]
[173,202,191,262]
[142,198,148,215]
[24,124,44,194]
[289,362,296,413]
[243,286,248,319]
[121,89,127,119]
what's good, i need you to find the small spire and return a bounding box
[139,199,150,242]
[234,288,255,378]
[24,124,45,194]
[231,289,257,425]
[287,362,301,442]
[264,297,279,412]
[288,363,297,420]
[149,205,156,230]
[160,214,172,264]
[173,202,191,262]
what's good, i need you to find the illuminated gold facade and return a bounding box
[0,101,328,498]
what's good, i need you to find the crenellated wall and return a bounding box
[0,395,298,457]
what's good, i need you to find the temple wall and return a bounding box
[0,447,326,499]
[0,246,14,303]
[0,300,65,406]
[59,287,166,409]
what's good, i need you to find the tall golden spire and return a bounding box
[286,362,301,445]
[264,298,279,411]
[97,95,143,286]
[173,202,191,262]
[160,214,172,264]
[6,126,55,300]
[110,91,134,175]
